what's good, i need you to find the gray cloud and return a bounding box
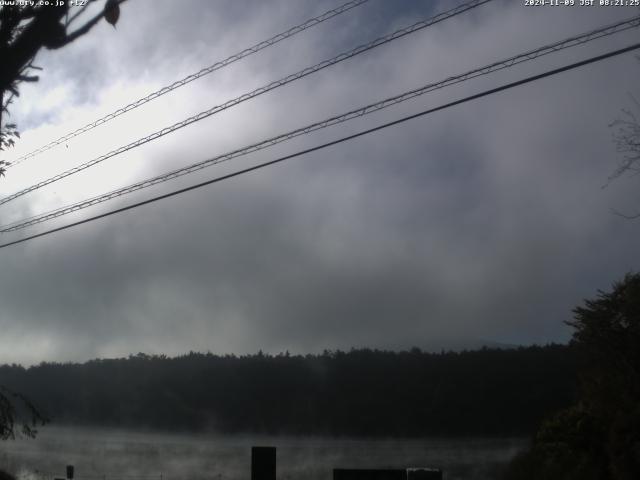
[0,0,639,365]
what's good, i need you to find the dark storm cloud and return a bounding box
[0,0,639,364]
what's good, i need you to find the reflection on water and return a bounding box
[0,427,527,480]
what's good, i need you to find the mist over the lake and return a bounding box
[1,427,526,480]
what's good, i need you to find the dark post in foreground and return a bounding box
[334,469,406,480]
[333,468,442,480]
[251,446,276,480]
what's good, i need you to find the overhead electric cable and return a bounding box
[2,14,638,233]
[6,0,371,169]
[0,0,493,206]
[1,41,638,250]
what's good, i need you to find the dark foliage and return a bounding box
[503,273,640,480]
[0,1,126,175]
[0,386,48,440]
[0,345,577,437]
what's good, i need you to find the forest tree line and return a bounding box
[0,345,577,437]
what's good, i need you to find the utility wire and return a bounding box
[6,0,371,169]
[2,14,638,233]
[0,0,493,207]
[1,41,638,251]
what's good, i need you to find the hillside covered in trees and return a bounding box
[0,345,577,437]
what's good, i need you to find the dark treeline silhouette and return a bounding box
[0,345,577,437]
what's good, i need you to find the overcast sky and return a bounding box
[0,0,639,365]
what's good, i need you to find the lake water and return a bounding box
[0,427,527,480]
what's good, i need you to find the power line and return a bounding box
[1,41,638,251]
[6,0,371,169]
[3,14,638,233]
[0,0,493,207]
